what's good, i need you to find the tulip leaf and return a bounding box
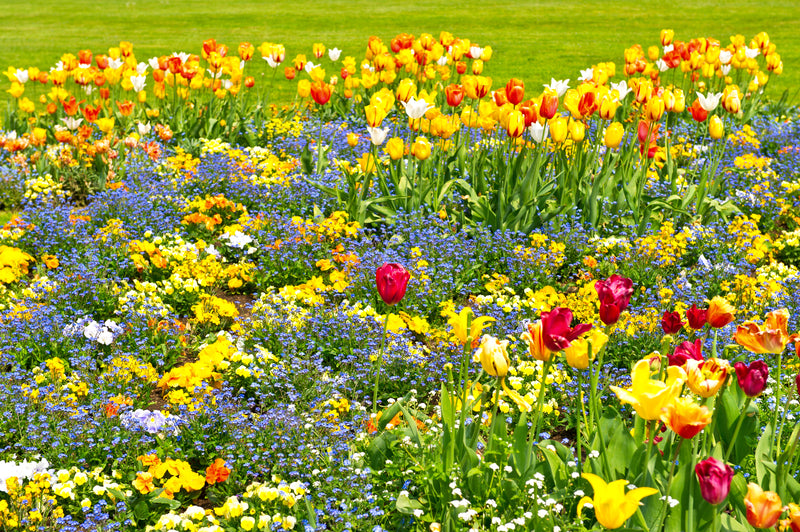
[719,513,750,532]
[754,419,775,490]
[597,408,637,480]
[395,492,423,515]
[727,473,749,519]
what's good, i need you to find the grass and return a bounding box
[0,0,799,105]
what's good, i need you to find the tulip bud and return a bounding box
[604,122,624,149]
[646,96,665,122]
[384,137,405,160]
[505,78,525,106]
[686,304,707,329]
[568,119,585,142]
[668,339,703,367]
[346,133,359,147]
[477,335,510,377]
[706,296,734,327]
[444,84,465,107]
[695,457,734,505]
[744,483,783,529]
[410,136,431,160]
[548,116,568,144]
[540,89,559,119]
[661,311,684,334]
[375,263,410,306]
[505,110,525,138]
[595,275,634,325]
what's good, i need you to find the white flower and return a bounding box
[137,122,151,137]
[107,57,124,69]
[719,50,733,64]
[544,78,570,97]
[663,44,674,54]
[745,47,760,59]
[305,61,318,73]
[172,52,191,64]
[696,91,722,112]
[130,74,147,93]
[13,69,29,84]
[207,69,222,79]
[96,330,114,345]
[437,55,448,66]
[62,117,83,131]
[83,320,101,340]
[328,48,342,61]
[148,57,161,70]
[264,56,278,68]
[469,46,483,59]
[367,126,389,146]
[402,97,434,120]
[135,62,148,75]
[578,67,594,82]
[656,59,669,72]
[528,122,549,144]
[222,231,253,249]
[610,80,632,100]
[720,64,732,76]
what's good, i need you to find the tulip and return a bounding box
[595,275,634,325]
[733,360,768,397]
[505,78,525,106]
[706,296,735,328]
[365,104,387,127]
[577,473,658,529]
[346,133,359,148]
[686,304,708,329]
[695,457,734,505]
[610,359,686,420]
[401,96,433,120]
[540,307,592,353]
[505,109,525,138]
[564,329,608,370]
[476,335,510,377]
[661,311,684,334]
[709,115,724,140]
[410,137,431,160]
[375,263,410,306]
[448,307,494,347]
[444,84,465,107]
[296,79,310,98]
[540,88,559,119]
[549,116,568,144]
[604,122,624,149]
[668,339,703,367]
[367,126,389,146]
[786,503,800,532]
[645,96,665,122]
[384,138,405,160]
[696,91,722,112]
[521,320,552,362]
[685,358,729,398]
[661,397,711,439]
[744,483,783,529]
[568,120,585,142]
[734,308,797,354]
[689,99,709,122]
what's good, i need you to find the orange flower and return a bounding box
[116,100,135,116]
[685,358,729,398]
[138,454,162,467]
[734,308,797,354]
[744,483,783,529]
[310,81,332,105]
[132,472,155,494]
[706,296,735,329]
[660,397,711,439]
[41,254,59,269]
[521,320,552,362]
[784,503,800,532]
[205,458,231,485]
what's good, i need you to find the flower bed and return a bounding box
[0,29,798,531]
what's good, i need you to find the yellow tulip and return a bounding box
[604,122,624,149]
[564,329,608,370]
[685,358,730,398]
[549,116,568,144]
[568,119,586,143]
[447,307,495,347]
[578,473,658,529]
[476,335,510,378]
[410,137,431,161]
[610,359,685,420]
[384,137,405,160]
[709,115,724,140]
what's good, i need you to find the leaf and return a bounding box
[755,419,775,489]
[719,513,750,532]
[396,492,423,514]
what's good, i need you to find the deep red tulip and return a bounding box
[734,360,769,397]
[505,78,525,106]
[310,81,332,106]
[686,304,708,330]
[595,275,634,325]
[661,311,684,334]
[796,372,800,397]
[540,307,592,352]
[668,339,703,367]
[375,263,410,306]
[695,457,734,505]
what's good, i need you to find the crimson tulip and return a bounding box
[668,339,704,367]
[540,307,592,352]
[686,304,707,329]
[595,275,634,325]
[734,360,769,397]
[695,457,734,505]
[661,311,684,334]
[375,263,410,306]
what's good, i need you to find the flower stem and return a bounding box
[372,311,392,415]
[532,357,554,443]
[654,439,683,531]
[724,396,752,462]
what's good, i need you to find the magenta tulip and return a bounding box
[540,307,592,352]
[375,263,410,306]
[668,339,704,367]
[595,275,634,325]
[695,457,734,505]
[733,360,769,397]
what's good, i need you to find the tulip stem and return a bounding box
[487,377,502,456]
[372,311,392,415]
[654,439,683,532]
[774,349,784,458]
[531,357,554,444]
[724,396,752,462]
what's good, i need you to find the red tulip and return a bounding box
[505,78,525,106]
[445,84,465,107]
[310,81,332,106]
[686,304,707,330]
[695,457,734,505]
[734,360,769,397]
[661,311,684,334]
[668,339,703,367]
[797,372,800,397]
[375,263,410,306]
[595,275,634,325]
[540,307,592,352]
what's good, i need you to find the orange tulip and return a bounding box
[521,320,552,362]
[310,81,332,105]
[540,88,559,119]
[706,296,735,328]
[505,78,525,106]
[445,84,465,107]
[734,308,797,354]
[744,483,783,529]
[661,397,711,439]
[685,358,729,398]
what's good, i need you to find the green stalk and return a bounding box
[372,311,392,414]
[774,349,784,457]
[724,396,752,462]
[487,377,502,456]
[654,439,683,531]
[531,357,554,442]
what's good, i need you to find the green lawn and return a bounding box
[0,0,798,104]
